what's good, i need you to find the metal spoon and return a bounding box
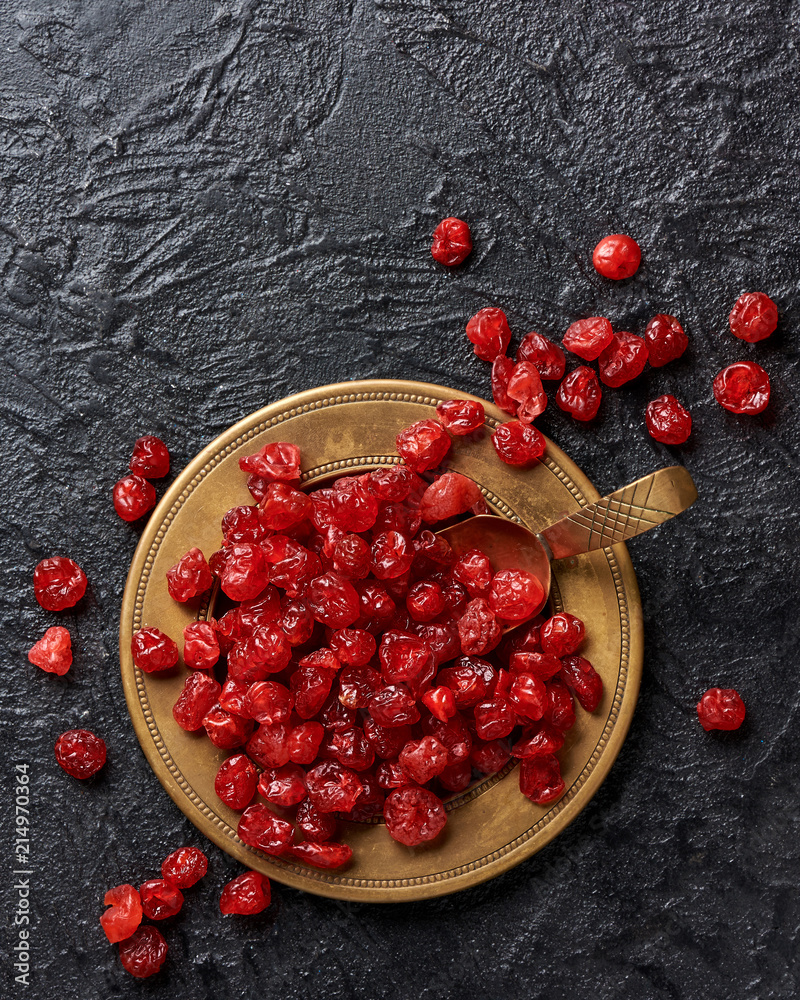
[438,465,698,627]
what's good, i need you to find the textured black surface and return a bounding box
[2,1,799,998]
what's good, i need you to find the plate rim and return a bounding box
[119,378,643,902]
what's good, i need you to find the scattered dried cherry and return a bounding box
[506,361,547,423]
[296,800,338,842]
[696,688,746,731]
[560,655,603,712]
[713,362,770,414]
[431,217,472,266]
[562,317,613,361]
[28,626,72,675]
[219,871,271,915]
[258,764,307,807]
[130,435,170,479]
[491,355,517,415]
[118,925,168,978]
[113,474,157,522]
[166,547,214,602]
[395,420,451,473]
[644,314,688,366]
[519,753,565,804]
[215,754,258,810]
[131,627,179,673]
[33,556,87,611]
[161,847,208,888]
[466,307,512,362]
[540,613,585,657]
[304,760,363,813]
[183,621,220,671]
[172,672,222,731]
[592,234,641,280]
[488,569,544,623]
[729,292,777,342]
[556,366,602,421]
[492,420,546,467]
[516,332,566,380]
[645,395,692,444]
[238,441,301,481]
[458,598,502,655]
[597,331,649,387]
[54,729,106,779]
[237,803,295,855]
[140,879,184,920]
[100,884,142,943]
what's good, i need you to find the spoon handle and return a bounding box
[538,466,698,560]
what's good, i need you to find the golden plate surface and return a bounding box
[120,379,643,902]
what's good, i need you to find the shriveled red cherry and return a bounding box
[219,871,271,915]
[183,621,219,671]
[398,735,449,784]
[166,547,214,602]
[259,482,311,530]
[28,626,72,675]
[421,685,457,722]
[545,677,576,732]
[305,760,363,813]
[597,331,648,387]
[100,884,143,943]
[474,698,516,740]
[215,753,258,810]
[286,841,354,869]
[371,531,414,580]
[512,722,564,758]
[203,706,253,749]
[130,435,170,479]
[113,474,156,522]
[395,419,451,473]
[519,753,565,804]
[645,395,692,444]
[488,569,544,623]
[237,803,295,855]
[458,598,502,655]
[492,420,546,467]
[491,355,517,415]
[465,307,512,362]
[258,764,307,807]
[296,800,338,842]
[560,655,603,712]
[562,317,613,361]
[540,613,585,657]
[453,549,493,596]
[161,847,208,888]
[592,234,641,279]
[509,651,562,680]
[506,361,547,423]
[508,673,547,720]
[431,217,472,266]
[516,331,566,380]
[172,672,222,731]
[384,786,447,846]
[368,684,420,728]
[644,314,688,366]
[330,628,376,667]
[435,398,484,435]
[140,879,184,920]
[238,441,301,481]
[118,925,168,978]
[54,729,106,779]
[696,688,746,731]
[33,556,87,611]
[729,292,777,343]
[713,362,770,414]
[419,473,481,523]
[556,367,602,421]
[131,627,179,673]
[219,542,270,602]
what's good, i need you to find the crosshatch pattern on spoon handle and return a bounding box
[557,478,677,550]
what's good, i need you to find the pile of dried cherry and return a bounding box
[132,432,604,865]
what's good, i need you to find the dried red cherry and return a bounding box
[33,556,87,611]
[592,234,641,279]
[466,307,512,362]
[516,332,566,380]
[560,655,603,712]
[645,395,692,444]
[519,753,565,804]
[562,317,613,361]
[296,800,338,842]
[556,367,602,421]
[729,292,777,343]
[166,547,214,602]
[161,847,208,888]
[130,435,170,479]
[54,729,106,779]
[419,473,481,523]
[696,688,746,731]
[506,361,547,423]
[491,355,517,415]
[395,420,451,473]
[597,331,649,387]
[140,878,184,920]
[644,314,688,367]
[219,871,271,915]
[435,398,485,435]
[713,362,770,415]
[305,760,363,813]
[182,621,220,671]
[237,803,295,854]
[215,753,258,810]
[118,925,168,978]
[100,884,143,943]
[488,569,544,623]
[286,841,354,869]
[172,672,222,731]
[258,764,308,807]
[458,598,502,655]
[540,613,585,657]
[431,217,472,266]
[384,786,447,846]
[131,627,179,673]
[238,441,301,481]
[113,473,157,522]
[492,420,546,467]
[28,626,72,675]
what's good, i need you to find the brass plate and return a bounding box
[120,379,643,902]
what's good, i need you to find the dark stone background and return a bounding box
[1,1,798,998]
